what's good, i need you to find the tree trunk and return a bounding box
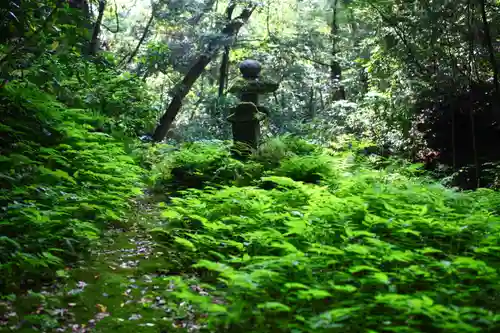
[478,0,500,104]
[468,0,480,188]
[307,85,316,120]
[218,3,235,97]
[330,0,345,100]
[89,0,106,56]
[152,4,256,142]
[218,46,230,97]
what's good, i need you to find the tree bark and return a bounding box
[218,46,230,97]
[478,0,500,103]
[468,0,480,188]
[89,0,106,56]
[152,4,256,142]
[307,85,316,120]
[330,0,345,100]
[217,5,235,97]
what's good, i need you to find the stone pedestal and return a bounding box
[227,102,266,155]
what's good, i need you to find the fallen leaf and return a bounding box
[129,314,142,321]
[95,312,110,321]
[96,304,107,313]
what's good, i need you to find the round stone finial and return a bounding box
[239,59,261,79]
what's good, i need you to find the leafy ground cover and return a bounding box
[0,80,145,291]
[3,138,500,333]
[150,139,500,332]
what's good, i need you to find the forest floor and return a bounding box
[1,200,203,333]
[3,141,500,333]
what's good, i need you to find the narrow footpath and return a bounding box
[1,201,204,333]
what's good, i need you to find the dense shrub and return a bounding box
[251,136,320,169]
[272,154,337,184]
[150,141,262,193]
[22,52,158,137]
[151,148,500,333]
[151,136,333,193]
[0,81,144,290]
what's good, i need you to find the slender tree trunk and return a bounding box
[218,46,230,97]
[120,9,155,66]
[152,4,256,142]
[478,0,500,103]
[330,0,345,100]
[468,0,480,188]
[451,108,456,170]
[319,87,325,111]
[469,109,479,187]
[307,85,316,120]
[152,58,211,141]
[218,3,235,97]
[89,0,106,56]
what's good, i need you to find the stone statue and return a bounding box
[227,59,279,158]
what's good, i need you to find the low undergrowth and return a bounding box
[147,140,500,332]
[148,136,336,195]
[0,80,145,291]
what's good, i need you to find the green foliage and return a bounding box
[151,142,500,332]
[150,136,337,193]
[0,80,144,289]
[23,51,158,137]
[252,136,320,169]
[0,0,162,289]
[272,154,336,183]
[151,141,261,193]
[2,1,500,330]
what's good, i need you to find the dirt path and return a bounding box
[1,221,201,332]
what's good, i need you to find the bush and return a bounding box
[251,136,319,169]
[272,154,337,184]
[0,81,144,290]
[152,154,500,333]
[151,136,336,194]
[23,52,158,137]
[152,141,263,193]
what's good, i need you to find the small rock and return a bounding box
[129,314,142,321]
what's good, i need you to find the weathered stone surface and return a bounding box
[239,59,262,79]
[227,59,280,156]
[227,102,266,123]
[229,79,279,96]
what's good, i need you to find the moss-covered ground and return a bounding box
[1,214,202,332]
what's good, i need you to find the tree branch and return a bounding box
[119,6,155,66]
[366,0,429,75]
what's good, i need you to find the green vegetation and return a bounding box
[5,140,500,332]
[2,0,500,332]
[0,79,146,289]
[151,141,500,332]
